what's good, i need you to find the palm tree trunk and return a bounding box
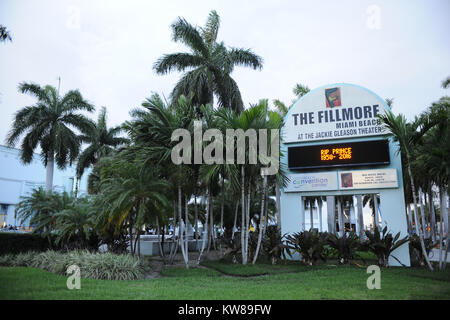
[156,216,165,260]
[405,204,412,236]
[441,185,449,270]
[194,194,199,250]
[232,202,238,240]
[241,166,246,264]
[406,158,433,271]
[428,185,437,243]
[419,188,427,238]
[137,228,141,258]
[252,176,267,264]
[178,184,188,268]
[185,196,189,265]
[46,151,54,191]
[275,180,281,233]
[197,187,210,265]
[244,183,251,264]
[220,174,224,234]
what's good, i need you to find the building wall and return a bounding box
[0,145,89,228]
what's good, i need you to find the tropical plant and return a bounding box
[76,107,128,179]
[261,226,290,265]
[6,82,94,190]
[409,234,437,267]
[53,198,97,249]
[327,231,362,264]
[96,155,170,257]
[154,10,263,113]
[16,250,146,280]
[14,188,73,244]
[363,226,409,267]
[285,230,329,266]
[378,110,434,270]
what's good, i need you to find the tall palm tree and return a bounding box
[76,107,128,179]
[6,82,94,191]
[378,110,435,270]
[153,10,263,113]
[414,97,449,269]
[124,93,197,266]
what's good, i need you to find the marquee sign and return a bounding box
[283,84,389,143]
[288,139,390,170]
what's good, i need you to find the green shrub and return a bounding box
[362,226,409,267]
[262,226,290,265]
[285,230,329,266]
[327,232,362,264]
[409,235,436,267]
[11,252,35,267]
[0,254,14,266]
[0,233,51,255]
[1,250,145,280]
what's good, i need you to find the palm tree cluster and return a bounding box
[378,79,449,271]
[9,11,283,266]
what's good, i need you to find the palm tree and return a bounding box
[54,198,96,248]
[6,82,94,191]
[414,97,450,270]
[442,76,450,89]
[15,187,73,245]
[0,25,12,42]
[97,157,170,257]
[378,110,434,270]
[76,107,128,179]
[153,10,263,113]
[273,82,310,117]
[124,93,197,265]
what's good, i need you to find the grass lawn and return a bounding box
[1,261,450,300]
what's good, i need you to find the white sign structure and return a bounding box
[283,85,388,143]
[285,172,338,192]
[339,169,398,190]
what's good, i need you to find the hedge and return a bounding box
[0,232,51,255]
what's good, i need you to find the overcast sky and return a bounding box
[1,0,449,145]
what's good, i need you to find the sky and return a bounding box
[1,0,449,145]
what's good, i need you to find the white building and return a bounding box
[0,145,89,229]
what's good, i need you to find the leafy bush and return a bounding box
[362,226,409,267]
[218,233,241,263]
[409,235,436,267]
[327,232,362,264]
[285,230,329,266]
[0,233,51,255]
[262,226,290,265]
[0,250,145,280]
